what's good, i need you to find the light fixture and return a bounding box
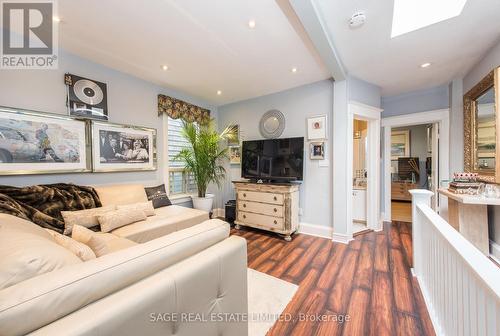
[349,11,366,28]
[420,62,431,68]
[53,16,61,22]
[391,0,467,38]
[217,90,222,95]
[291,67,297,73]
[161,65,169,71]
[248,20,256,29]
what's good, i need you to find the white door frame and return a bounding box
[381,109,450,222]
[347,101,383,237]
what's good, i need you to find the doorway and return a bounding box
[382,109,450,223]
[390,124,437,222]
[347,102,382,238]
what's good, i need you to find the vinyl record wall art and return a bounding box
[65,73,109,121]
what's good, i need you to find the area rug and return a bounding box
[247,268,298,336]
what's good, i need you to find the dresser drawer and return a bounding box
[238,201,284,217]
[238,191,283,205]
[237,211,284,230]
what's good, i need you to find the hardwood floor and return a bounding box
[391,201,412,223]
[231,222,435,336]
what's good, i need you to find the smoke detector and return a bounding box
[349,11,366,28]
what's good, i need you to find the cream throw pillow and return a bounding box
[61,205,116,235]
[98,208,147,233]
[117,201,155,216]
[44,229,96,261]
[71,225,137,257]
[0,221,81,290]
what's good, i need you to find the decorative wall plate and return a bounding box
[259,109,285,138]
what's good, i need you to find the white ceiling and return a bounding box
[314,0,500,96]
[57,0,330,105]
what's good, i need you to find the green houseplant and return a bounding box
[174,119,230,211]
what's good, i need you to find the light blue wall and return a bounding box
[348,76,382,108]
[217,80,334,228]
[463,39,500,93]
[381,85,449,117]
[0,50,216,189]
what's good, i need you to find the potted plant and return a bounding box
[174,119,230,212]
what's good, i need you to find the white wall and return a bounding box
[217,80,333,228]
[0,50,216,189]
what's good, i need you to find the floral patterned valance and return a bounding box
[158,94,210,124]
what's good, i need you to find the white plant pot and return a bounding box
[191,193,215,212]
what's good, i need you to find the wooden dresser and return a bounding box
[391,181,418,201]
[232,181,299,241]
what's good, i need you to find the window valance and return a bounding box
[158,94,210,124]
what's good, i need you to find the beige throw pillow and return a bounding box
[117,201,155,216]
[61,205,116,235]
[98,208,147,233]
[44,229,96,261]
[0,222,81,290]
[71,225,137,257]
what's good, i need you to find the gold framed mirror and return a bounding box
[464,67,500,183]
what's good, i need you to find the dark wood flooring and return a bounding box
[231,222,435,336]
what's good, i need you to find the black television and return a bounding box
[241,137,304,182]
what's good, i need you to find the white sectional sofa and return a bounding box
[0,184,248,336]
[94,184,210,243]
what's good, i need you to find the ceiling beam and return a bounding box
[289,0,346,81]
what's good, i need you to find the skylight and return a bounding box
[391,0,467,38]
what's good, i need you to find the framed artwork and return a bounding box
[65,73,109,121]
[226,124,240,146]
[0,106,91,175]
[91,121,156,172]
[307,115,327,140]
[391,130,410,160]
[310,142,325,160]
[229,146,241,165]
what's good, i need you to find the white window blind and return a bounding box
[168,117,197,195]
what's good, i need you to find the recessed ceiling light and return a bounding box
[248,20,256,29]
[420,62,431,68]
[291,67,297,73]
[161,65,169,71]
[391,0,467,38]
[53,16,61,22]
[217,90,222,95]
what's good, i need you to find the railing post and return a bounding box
[409,189,434,276]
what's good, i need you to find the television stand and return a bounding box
[232,180,299,241]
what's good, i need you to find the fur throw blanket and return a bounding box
[0,184,101,233]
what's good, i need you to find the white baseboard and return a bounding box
[331,232,354,244]
[490,240,500,262]
[298,222,332,239]
[213,208,225,218]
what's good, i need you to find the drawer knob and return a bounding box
[274,220,277,224]
[273,196,277,201]
[243,203,246,208]
[243,193,247,197]
[273,208,277,212]
[243,214,246,219]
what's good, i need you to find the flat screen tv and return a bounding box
[241,137,304,182]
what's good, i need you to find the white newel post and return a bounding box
[409,189,433,276]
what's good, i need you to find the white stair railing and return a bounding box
[410,189,500,336]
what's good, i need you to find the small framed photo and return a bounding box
[307,115,327,140]
[229,146,241,165]
[310,142,325,160]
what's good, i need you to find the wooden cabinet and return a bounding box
[233,181,299,241]
[391,181,418,201]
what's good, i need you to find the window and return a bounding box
[167,117,197,195]
[391,0,466,38]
